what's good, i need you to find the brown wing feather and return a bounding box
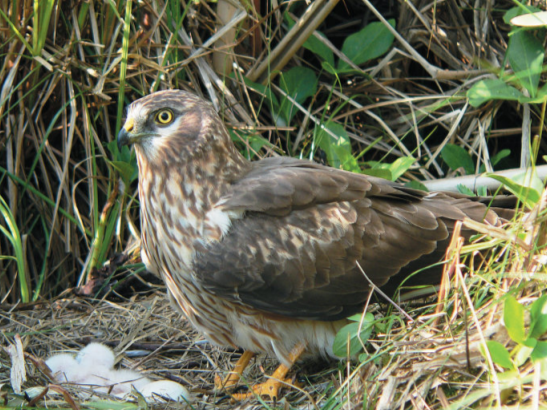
[221,157,425,215]
[194,159,507,321]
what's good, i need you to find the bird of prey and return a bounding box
[117,90,511,399]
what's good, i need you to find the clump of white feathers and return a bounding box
[45,343,191,403]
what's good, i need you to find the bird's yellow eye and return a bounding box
[154,109,174,125]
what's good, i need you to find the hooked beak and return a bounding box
[117,117,135,152]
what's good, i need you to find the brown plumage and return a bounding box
[118,90,510,380]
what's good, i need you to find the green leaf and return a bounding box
[305,33,335,67]
[387,157,415,181]
[278,66,317,124]
[321,61,337,75]
[531,341,547,362]
[306,33,334,66]
[514,344,535,366]
[491,149,512,167]
[477,186,488,197]
[316,122,360,172]
[109,161,137,185]
[485,341,514,369]
[507,30,545,96]
[362,168,392,180]
[338,20,395,72]
[106,141,137,184]
[347,313,369,322]
[504,296,526,344]
[405,180,429,192]
[333,313,374,357]
[457,184,476,196]
[478,148,511,172]
[441,144,474,175]
[279,67,317,104]
[529,295,547,339]
[363,158,414,182]
[504,7,522,24]
[284,12,334,66]
[467,79,524,107]
[487,170,542,208]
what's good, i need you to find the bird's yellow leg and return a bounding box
[231,341,307,401]
[215,350,255,390]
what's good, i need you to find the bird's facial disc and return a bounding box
[117,105,184,152]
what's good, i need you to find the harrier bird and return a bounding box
[118,90,511,399]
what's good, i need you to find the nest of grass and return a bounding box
[1,0,547,408]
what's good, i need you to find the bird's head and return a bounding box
[118,90,249,182]
[118,90,226,164]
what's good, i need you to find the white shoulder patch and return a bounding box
[205,207,242,237]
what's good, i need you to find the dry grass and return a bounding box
[1,0,547,408]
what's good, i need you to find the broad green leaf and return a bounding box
[491,149,512,167]
[364,159,415,182]
[479,148,512,173]
[333,313,374,357]
[487,170,542,208]
[278,66,317,124]
[518,61,547,106]
[496,369,519,383]
[509,169,543,192]
[538,82,547,99]
[305,32,335,67]
[514,343,535,366]
[338,20,395,72]
[362,168,392,180]
[531,341,547,362]
[457,184,476,196]
[504,296,526,344]
[321,61,338,75]
[305,33,335,67]
[467,79,523,107]
[387,157,415,181]
[347,312,374,322]
[284,12,334,66]
[109,161,137,185]
[279,66,317,103]
[249,135,274,155]
[316,122,360,172]
[507,30,544,96]
[358,353,368,362]
[477,186,488,197]
[485,341,514,370]
[405,180,428,192]
[529,295,547,339]
[441,144,474,175]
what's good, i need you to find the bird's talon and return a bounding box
[214,374,224,390]
[229,376,297,401]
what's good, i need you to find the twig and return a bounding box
[355,261,414,323]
